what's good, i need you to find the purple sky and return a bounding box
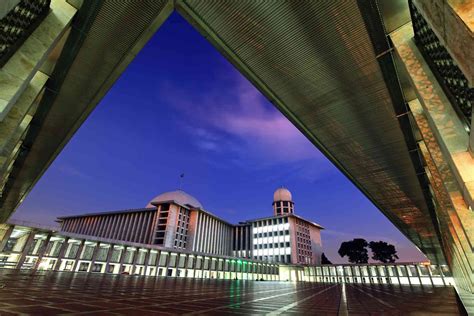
[13,13,427,264]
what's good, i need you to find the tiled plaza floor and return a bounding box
[0,270,466,315]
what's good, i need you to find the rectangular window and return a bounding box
[78,262,89,272]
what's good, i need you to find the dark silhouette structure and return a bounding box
[369,241,399,263]
[338,238,369,263]
[321,253,332,265]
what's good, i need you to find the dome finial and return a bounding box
[179,173,184,190]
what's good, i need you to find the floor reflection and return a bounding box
[0,270,465,315]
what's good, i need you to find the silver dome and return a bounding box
[146,190,203,208]
[273,187,292,202]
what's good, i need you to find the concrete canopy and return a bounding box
[0,0,446,269]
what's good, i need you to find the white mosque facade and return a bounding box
[57,188,324,265]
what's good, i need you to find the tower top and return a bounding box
[272,187,294,216]
[273,187,292,202]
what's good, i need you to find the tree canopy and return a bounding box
[337,238,369,263]
[369,241,399,263]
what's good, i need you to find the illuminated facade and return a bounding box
[0,221,453,287]
[57,188,323,265]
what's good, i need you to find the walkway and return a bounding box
[0,270,465,315]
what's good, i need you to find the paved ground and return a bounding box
[0,270,466,315]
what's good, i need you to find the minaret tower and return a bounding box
[272,187,294,216]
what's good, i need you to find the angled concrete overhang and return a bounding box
[0,0,450,267]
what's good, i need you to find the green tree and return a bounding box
[321,253,332,264]
[369,241,399,263]
[338,238,369,263]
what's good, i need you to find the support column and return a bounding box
[393,265,402,285]
[32,234,51,270]
[405,265,413,286]
[0,225,14,251]
[53,237,70,271]
[88,242,102,272]
[130,247,138,275]
[15,230,36,269]
[142,249,150,275]
[415,265,424,286]
[118,246,128,273]
[71,240,85,272]
[103,244,115,274]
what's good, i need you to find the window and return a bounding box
[286,242,290,247]
[78,262,89,272]
[92,263,102,273]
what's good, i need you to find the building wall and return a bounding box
[232,224,252,259]
[289,217,322,265]
[59,208,157,244]
[0,223,280,280]
[190,210,233,256]
[58,204,322,264]
[309,224,323,265]
[251,217,292,264]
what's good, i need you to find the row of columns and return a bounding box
[193,213,233,256]
[0,225,278,278]
[305,264,447,286]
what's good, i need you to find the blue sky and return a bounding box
[13,13,426,263]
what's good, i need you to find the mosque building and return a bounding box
[57,188,324,265]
